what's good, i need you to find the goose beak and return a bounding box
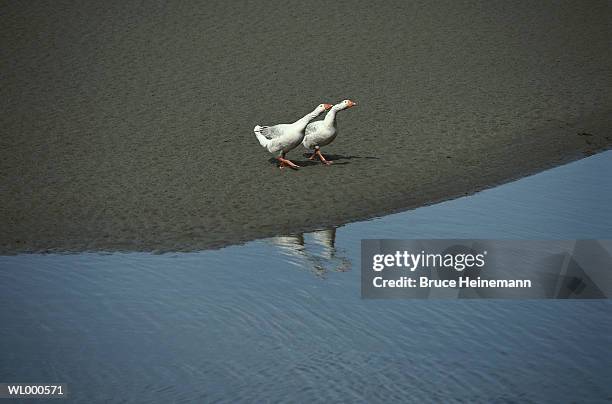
[348,100,357,108]
[323,103,333,110]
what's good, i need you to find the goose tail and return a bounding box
[254,125,270,148]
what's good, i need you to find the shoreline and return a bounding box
[2,143,610,256]
[2,1,610,255]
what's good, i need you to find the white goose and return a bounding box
[254,103,332,169]
[303,99,357,165]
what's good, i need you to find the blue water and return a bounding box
[1,152,611,403]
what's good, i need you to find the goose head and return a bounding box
[337,99,357,110]
[310,103,333,117]
[320,103,333,111]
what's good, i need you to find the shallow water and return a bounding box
[1,152,611,403]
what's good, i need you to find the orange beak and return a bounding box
[323,103,333,110]
[347,100,357,108]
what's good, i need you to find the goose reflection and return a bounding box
[269,227,351,277]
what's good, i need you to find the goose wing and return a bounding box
[305,120,324,137]
[257,124,286,140]
[303,121,334,149]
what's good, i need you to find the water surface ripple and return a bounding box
[1,152,611,403]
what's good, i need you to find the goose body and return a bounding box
[254,103,332,168]
[303,99,357,164]
[303,120,337,150]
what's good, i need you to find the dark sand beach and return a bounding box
[1,0,610,253]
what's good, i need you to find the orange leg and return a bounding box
[277,155,300,169]
[316,149,332,165]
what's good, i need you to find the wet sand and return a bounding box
[1,1,610,254]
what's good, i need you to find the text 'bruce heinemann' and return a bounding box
[371,250,532,289]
